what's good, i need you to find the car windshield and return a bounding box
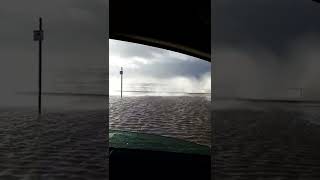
[109,39,211,152]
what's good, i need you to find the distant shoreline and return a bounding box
[112,90,211,95]
[16,92,108,97]
[213,97,320,104]
[16,91,211,97]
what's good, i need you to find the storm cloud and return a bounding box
[213,0,320,100]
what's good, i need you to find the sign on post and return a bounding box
[120,67,123,98]
[33,30,44,41]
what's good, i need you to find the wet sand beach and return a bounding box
[213,100,320,179]
[109,95,211,147]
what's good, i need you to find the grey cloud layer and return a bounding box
[109,40,211,94]
[213,1,320,99]
[214,0,320,52]
[110,40,210,79]
[0,0,108,107]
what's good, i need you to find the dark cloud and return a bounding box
[137,61,210,79]
[214,0,320,53]
[110,40,163,59]
[213,0,320,99]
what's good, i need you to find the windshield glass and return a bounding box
[109,39,211,150]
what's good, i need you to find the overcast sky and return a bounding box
[0,0,108,107]
[4,0,320,105]
[213,0,320,99]
[109,39,211,95]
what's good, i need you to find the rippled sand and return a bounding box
[213,101,320,179]
[109,96,211,147]
[0,108,108,179]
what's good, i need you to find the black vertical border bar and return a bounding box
[211,0,214,179]
[106,0,110,178]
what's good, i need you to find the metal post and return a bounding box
[34,17,43,115]
[120,67,123,98]
[39,17,42,115]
